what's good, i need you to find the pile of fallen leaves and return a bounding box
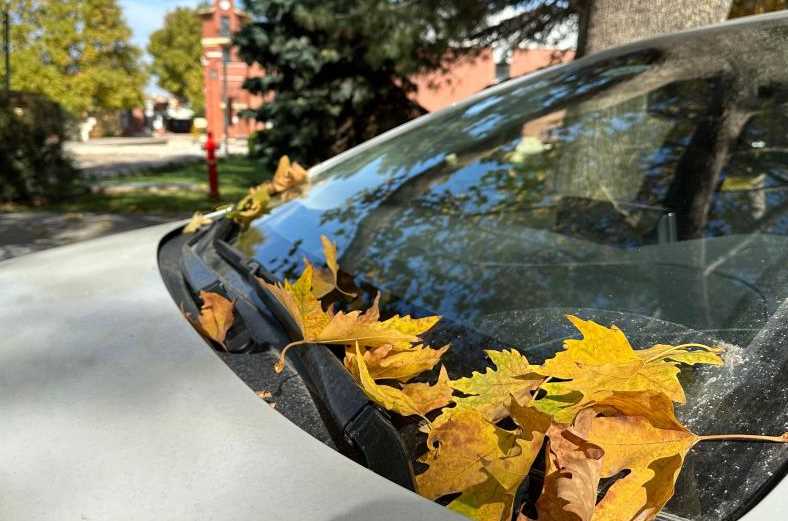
[192,236,788,521]
[183,155,308,234]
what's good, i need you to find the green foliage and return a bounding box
[147,7,205,114]
[8,0,146,117]
[0,93,78,202]
[36,157,267,215]
[235,0,578,170]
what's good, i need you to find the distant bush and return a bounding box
[0,92,79,203]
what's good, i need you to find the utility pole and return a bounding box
[3,7,10,96]
[221,45,229,156]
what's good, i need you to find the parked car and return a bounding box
[2,11,787,521]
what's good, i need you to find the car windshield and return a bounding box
[236,17,788,521]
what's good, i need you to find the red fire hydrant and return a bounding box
[204,131,219,200]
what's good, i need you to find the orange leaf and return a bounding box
[196,291,234,345]
[401,366,453,415]
[344,343,449,382]
[533,410,603,521]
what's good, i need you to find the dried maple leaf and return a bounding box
[401,366,454,415]
[450,349,543,422]
[536,315,723,421]
[429,398,549,521]
[310,235,356,298]
[183,211,213,234]
[268,155,309,194]
[416,408,513,500]
[264,268,440,372]
[448,477,512,521]
[532,410,604,521]
[256,390,272,400]
[583,392,699,521]
[352,343,424,417]
[228,184,271,229]
[344,343,450,382]
[196,291,234,346]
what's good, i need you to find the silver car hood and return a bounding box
[0,223,458,521]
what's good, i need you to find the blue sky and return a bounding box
[119,0,202,94]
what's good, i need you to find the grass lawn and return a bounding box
[7,156,270,216]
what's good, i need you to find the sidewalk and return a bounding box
[67,134,249,179]
[0,211,176,262]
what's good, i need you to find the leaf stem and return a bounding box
[698,433,788,443]
[274,340,308,373]
[643,343,718,363]
[530,376,554,404]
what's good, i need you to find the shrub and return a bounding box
[0,92,79,203]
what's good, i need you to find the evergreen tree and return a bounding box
[234,0,581,170]
[8,0,146,116]
[148,7,204,114]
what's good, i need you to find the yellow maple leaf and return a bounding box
[417,408,513,500]
[258,263,330,340]
[401,366,454,415]
[451,349,543,422]
[310,235,356,298]
[344,343,449,382]
[535,315,724,420]
[379,314,441,349]
[437,398,549,521]
[228,183,271,229]
[352,343,424,417]
[269,155,309,194]
[183,211,213,234]
[264,264,441,373]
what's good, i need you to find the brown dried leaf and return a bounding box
[533,410,604,521]
[401,366,454,415]
[269,155,308,194]
[196,291,234,345]
[416,408,511,500]
[344,343,450,382]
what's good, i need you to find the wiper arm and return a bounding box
[180,219,416,491]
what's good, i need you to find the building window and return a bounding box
[495,61,510,83]
[220,16,230,37]
[222,46,231,64]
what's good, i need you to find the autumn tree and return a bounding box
[147,7,204,114]
[7,0,146,117]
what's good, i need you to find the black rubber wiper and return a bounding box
[179,218,416,491]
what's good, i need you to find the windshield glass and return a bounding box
[236,17,788,521]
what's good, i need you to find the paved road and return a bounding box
[0,212,179,262]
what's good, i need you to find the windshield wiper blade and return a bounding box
[180,219,416,491]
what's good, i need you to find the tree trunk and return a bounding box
[664,78,753,239]
[576,0,734,57]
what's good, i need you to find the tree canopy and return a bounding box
[7,0,146,117]
[234,0,581,170]
[147,7,205,114]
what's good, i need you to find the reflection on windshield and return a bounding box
[239,18,788,521]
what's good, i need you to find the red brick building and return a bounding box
[199,0,262,140]
[199,0,571,140]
